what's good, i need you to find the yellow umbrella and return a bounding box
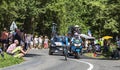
[102,36,113,40]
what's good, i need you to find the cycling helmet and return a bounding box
[74,25,79,27]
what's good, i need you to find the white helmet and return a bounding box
[75,25,79,27]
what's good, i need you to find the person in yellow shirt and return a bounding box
[12,45,29,58]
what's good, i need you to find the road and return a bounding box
[0,49,120,70]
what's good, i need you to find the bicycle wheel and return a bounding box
[64,46,68,61]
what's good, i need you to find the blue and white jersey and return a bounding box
[71,37,82,44]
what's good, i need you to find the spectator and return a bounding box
[6,40,19,55]
[8,32,14,45]
[110,43,118,59]
[85,39,89,49]
[103,39,109,53]
[38,35,43,49]
[116,39,120,58]
[25,34,32,50]
[13,29,25,46]
[0,28,9,51]
[117,39,120,50]
[0,48,4,58]
[44,36,49,49]
[30,34,34,49]
[11,45,28,58]
[100,38,104,47]
[33,35,39,49]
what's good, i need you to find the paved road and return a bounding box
[0,49,120,70]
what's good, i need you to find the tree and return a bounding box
[0,0,120,38]
[0,0,18,30]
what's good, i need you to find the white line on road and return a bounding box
[70,59,94,70]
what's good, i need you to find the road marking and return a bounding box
[70,59,94,70]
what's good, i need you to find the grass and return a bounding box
[84,45,118,59]
[84,52,106,59]
[0,53,24,68]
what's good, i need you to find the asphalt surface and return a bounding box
[0,49,120,70]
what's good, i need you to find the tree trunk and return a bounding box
[24,17,34,34]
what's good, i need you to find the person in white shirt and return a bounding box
[38,36,43,49]
[33,35,39,49]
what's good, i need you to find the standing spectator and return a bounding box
[117,39,120,49]
[44,36,49,49]
[33,35,39,49]
[88,41,93,52]
[116,39,120,58]
[38,35,43,49]
[19,29,25,46]
[0,28,9,51]
[0,43,4,58]
[103,39,109,53]
[8,32,14,45]
[100,38,104,47]
[30,34,33,49]
[85,39,89,50]
[13,29,21,44]
[13,29,25,46]
[25,34,32,50]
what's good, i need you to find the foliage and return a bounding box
[0,0,120,38]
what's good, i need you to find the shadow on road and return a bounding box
[55,54,120,61]
[24,53,42,57]
[68,55,120,60]
[51,53,64,56]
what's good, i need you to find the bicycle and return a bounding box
[63,45,68,61]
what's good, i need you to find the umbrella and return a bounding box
[102,36,113,40]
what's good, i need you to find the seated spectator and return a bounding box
[11,45,28,58]
[6,40,19,55]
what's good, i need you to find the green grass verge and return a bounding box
[84,53,106,59]
[0,53,24,68]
